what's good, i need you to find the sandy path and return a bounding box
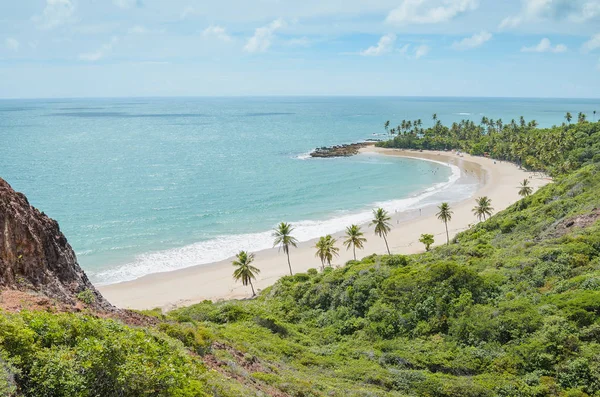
[98,148,550,310]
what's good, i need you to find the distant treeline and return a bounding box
[379,112,600,176]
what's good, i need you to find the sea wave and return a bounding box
[92,157,466,285]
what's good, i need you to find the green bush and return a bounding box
[76,289,95,305]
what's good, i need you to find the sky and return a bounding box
[1,0,600,98]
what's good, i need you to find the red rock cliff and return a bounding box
[0,177,111,310]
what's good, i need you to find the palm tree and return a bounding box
[578,112,586,124]
[315,235,339,270]
[232,251,260,297]
[432,113,438,122]
[384,120,390,136]
[565,112,572,124]
[371,208,392,255]
[272,222,298,276]
[419,233,434,251]
[436,202,453,245]
[593,110,597,122]
[518,179,533,197]
[343,224,367,261]
[472,196,494,221]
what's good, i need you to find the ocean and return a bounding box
[1,97,598,284]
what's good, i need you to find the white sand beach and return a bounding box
[99,148,550,310]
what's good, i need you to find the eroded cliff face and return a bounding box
[0,177,112,310]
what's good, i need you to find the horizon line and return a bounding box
[2,94,600,101]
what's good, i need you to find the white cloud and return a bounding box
[244,19,285,53]
[5,38,20,51]
[201,26,232,42]
[360,33,396,56]
[501,0,600,28]
[451,30,491,50]
[521,38,567,53]
[415,44,430,58]
[582,33,600,53]
[113,0,142,9]
[33,0,75,29]
[78,37,119,61]
[573,1,600,22]
[128,25,148,34]
[387,0,478,25]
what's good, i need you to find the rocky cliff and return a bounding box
[0,177,112,310]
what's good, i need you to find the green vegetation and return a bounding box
[0,311,253,396]
[437,202,453,244]
[519,179,534,197]
[473,196,494,222]
[378,113,600,176]
[76,289,95,305]
[1,118,599,396]
[371,207,392,255]
[419,233,434,251]
[343,224,367,261]
[273,222,299,276]
[315,235,339,270]
[232,250,260,297]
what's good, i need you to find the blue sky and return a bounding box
[1,0,600,98]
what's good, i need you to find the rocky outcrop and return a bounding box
[0,177,112,310]
[310,141,376,158]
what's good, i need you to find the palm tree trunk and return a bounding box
[286,251,293,276]
[353,245,356,261]
[383,234,390,255]
[249,280,256,297]
[445,221,449,245]
[483,214,486,221]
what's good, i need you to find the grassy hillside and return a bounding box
[1,121,599,396]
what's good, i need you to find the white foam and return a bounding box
[92,157,467,285]
[295,152,312,160]
[457,112,471,116]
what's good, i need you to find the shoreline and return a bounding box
[98,148,550,310]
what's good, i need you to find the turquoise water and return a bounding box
[1,97,598,283]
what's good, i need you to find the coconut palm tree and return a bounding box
[371,207,392,255]
[419,233,434,251]
[232,251,260,297]
[315,235,339,270]
[593,110,597,122]
[578,112,587,124]
[565,112,572,124]
[472,196,494,221]
[384,120,390,136]
[436,202,453,245]
[518,179,533,197]
[343,224,367,261]
[272,222,298,276]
